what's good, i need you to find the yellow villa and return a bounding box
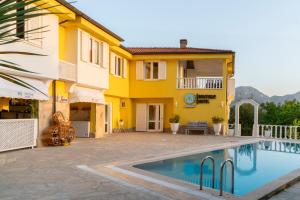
[105,42,235,133]
[0,0,235,151]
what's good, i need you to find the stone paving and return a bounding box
[270,182,300,200]
[0,133,298,200]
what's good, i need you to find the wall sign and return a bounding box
[184,93,216,107]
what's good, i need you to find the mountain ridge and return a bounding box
[233,86,300,105]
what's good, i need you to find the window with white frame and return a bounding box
[136,61,167,81]
[81,31,104,66]
[144,62,159,80]
[110,52,127,78]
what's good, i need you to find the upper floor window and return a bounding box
[136,61,166,80]
[110,52,127,78]
[144,62,159,80]
[81,31,104,66]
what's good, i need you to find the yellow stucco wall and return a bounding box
[128,57,230,127]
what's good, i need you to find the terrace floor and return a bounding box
[0,133,298,200]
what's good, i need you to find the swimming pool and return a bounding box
[134,141,300,196]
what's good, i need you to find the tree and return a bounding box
[0,0,61,94]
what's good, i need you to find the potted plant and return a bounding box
[212,116,224,136]
[169,115,180,135]
[119,119,124,127]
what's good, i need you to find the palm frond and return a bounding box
[0,0,70,95]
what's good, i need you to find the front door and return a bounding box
[147,104,164,132]
[135,103,164,132]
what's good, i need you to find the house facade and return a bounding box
[0,0,235,151]
[105,42,235,133]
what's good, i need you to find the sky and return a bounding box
[74,0,300,96]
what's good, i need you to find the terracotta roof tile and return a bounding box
[126,47,234,55]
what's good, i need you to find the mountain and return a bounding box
[233,86,300,105]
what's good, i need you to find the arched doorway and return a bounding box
[234,99,259,137]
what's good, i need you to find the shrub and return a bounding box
[169,115,180,123]
[212,116,224,124]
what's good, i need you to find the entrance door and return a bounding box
[136,103,164,132]
[105,103,112,134]
[147,104,164,132]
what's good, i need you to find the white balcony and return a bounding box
[176,77,223,89]
[59,60,77,82]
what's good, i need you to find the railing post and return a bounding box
[280,126,282,139]
[200,156,215,190]
[285,126,287,139]
[220,159,234,196]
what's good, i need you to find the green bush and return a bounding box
[212,116,224,124]
[169,115,180,123]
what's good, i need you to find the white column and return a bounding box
[235,104,240,136]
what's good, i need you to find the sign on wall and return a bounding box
[184,93,217,107]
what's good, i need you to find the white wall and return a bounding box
[0,14,59,81]
[75,29,109,90]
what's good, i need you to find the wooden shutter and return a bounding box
[102,42,109,68]
[158,61,167,80]
[81,31,89,62]
[110,52,116,75]
[136,104,147,131]
[136,61,144,80]
[123,59,127,78]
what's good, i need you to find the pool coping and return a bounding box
[92,137,300,200]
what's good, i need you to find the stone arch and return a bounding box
[234,99,259,137]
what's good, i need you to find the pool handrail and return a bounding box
[220,159,235,196]
[199,156,215,190]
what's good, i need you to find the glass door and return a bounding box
[147,104,164,132]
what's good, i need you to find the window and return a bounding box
[120,100,126,108]
[16,0,25,39]
[110,53,127,78]
[81,31,103,66]
[144,62,159,80]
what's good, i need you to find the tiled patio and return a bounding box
[0,133,298,200]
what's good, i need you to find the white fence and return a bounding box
[258,125,300,140]
[0,119,38,152]
[177,77,223,89]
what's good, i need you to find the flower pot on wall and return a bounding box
[213,123,222,136]
[170,123,180,135]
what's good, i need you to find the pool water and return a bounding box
[134,141,300,196]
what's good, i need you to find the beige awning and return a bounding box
[0,76,49,100]
[69,86,104,104]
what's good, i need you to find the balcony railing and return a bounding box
[176,77,223,89]
[59,60,77,82]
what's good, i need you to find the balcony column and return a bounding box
[95,104,105,139]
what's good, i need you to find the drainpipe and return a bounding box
[52,80,56,114]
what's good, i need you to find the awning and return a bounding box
[69,86,104,104]
[0,76,49,101]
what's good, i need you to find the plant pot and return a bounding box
[170,123,180,135]
[213,123,222,136]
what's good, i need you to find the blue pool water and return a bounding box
[134,141,300,196]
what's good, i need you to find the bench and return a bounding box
[184,122,208,135]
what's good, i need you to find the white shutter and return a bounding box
[123,59,127,78]
[102,42,109,68]
[136,104,147,131]
[110,52,116,75]
[158,61,167,80]
[81,31,89,62]
[136,61,144,80]
[26,15,42,46]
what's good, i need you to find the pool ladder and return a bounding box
[199,156,234,196]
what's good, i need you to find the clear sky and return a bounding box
[74,0,300,96]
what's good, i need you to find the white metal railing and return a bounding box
[59,60,77,82]
[0,119,38,152]
[258,124,300,140]
[176,77,223,89]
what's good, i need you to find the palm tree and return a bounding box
[0,0,62,94]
